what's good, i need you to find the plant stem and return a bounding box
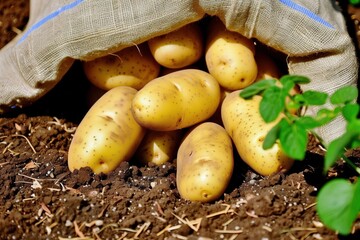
[342,155,360,175]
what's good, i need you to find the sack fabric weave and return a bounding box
[0,0,357,144]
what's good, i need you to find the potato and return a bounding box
[176,122,234,202]
[82,43,160,90]
[148,22,203,69]
[132,69,221,131]
[221,91,294,176]
[135,129,183,165]
[205,17,258,90]
[68,86,146,174]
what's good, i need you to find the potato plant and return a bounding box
[240,75,360,235]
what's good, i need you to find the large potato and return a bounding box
[221,91,294,176]
[82,43,160,90]
[205,17,258,90]
[135,129,183,165]
[132,69,221,131]
[176,122,234,202]
[148,22,203,69]
[68,86,146,174]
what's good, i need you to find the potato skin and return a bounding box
[132,69,221,131]
[135,129,183,165]
[148,22,203,69]
[176,122,234,202]
[221,91,294,176]
[205,18,257,90]
[68,86,146,174]
[83,43,160,90]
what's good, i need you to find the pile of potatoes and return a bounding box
[68,17,294,203]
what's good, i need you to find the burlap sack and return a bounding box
[0,0,357,144]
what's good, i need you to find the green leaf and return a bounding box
[280,75,310,85]
[330,86,358,105]
[279,121,308,160]
[342,103,360,122]
[302,90,328,106]
[317,179,360,235]
[263,119,286,149]
[295,116,322,129]
[315,108,340,126]
[239,79,277,99]
[350,0,360,6]
[281,79,295,94]
[324,133,352,172]
[260,86,285,122]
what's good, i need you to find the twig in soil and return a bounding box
[18,173,58,182]
[171,212,202,232]
[0,162,10,167]
[133,221,151,239]
[97,204,109,218]
[10,134,37,153]
[281,227,319,240]
[40,202,53,218]
[262,225,273,232]
[304,202,317,210]
[156,224,172,236]
[214,229,243,234]
[48,117,77,133]
[154,201,165,216]
[74,221,86,238]
[245,210,259,218]
[95,223,118,234]
[206,204,235,218]
[171,233,188,240]
[92,230,102,240]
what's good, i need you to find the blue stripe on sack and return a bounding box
[18,0,85,44]
[279,0,334,29]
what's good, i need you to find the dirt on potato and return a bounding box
[0,1,359,239]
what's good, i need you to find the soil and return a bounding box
[0,1,360,240]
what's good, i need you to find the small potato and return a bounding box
[68,86,146,174]
[221,91,294,176]
[132,69,221,131]
[135,129,183,165]
[148,22,203,69]
[205,17,258,90]
[176,122,234,202]
[82,43,160,90]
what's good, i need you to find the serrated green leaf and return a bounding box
[302,91,328,106]
[279,121,307,160]
[260,86,285,122]
[239,79,277,99]
[263,119,286,149]
[330,86,358,105]
[342,104,360,122]
[280,75,310,85]
[317,179,360,235]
